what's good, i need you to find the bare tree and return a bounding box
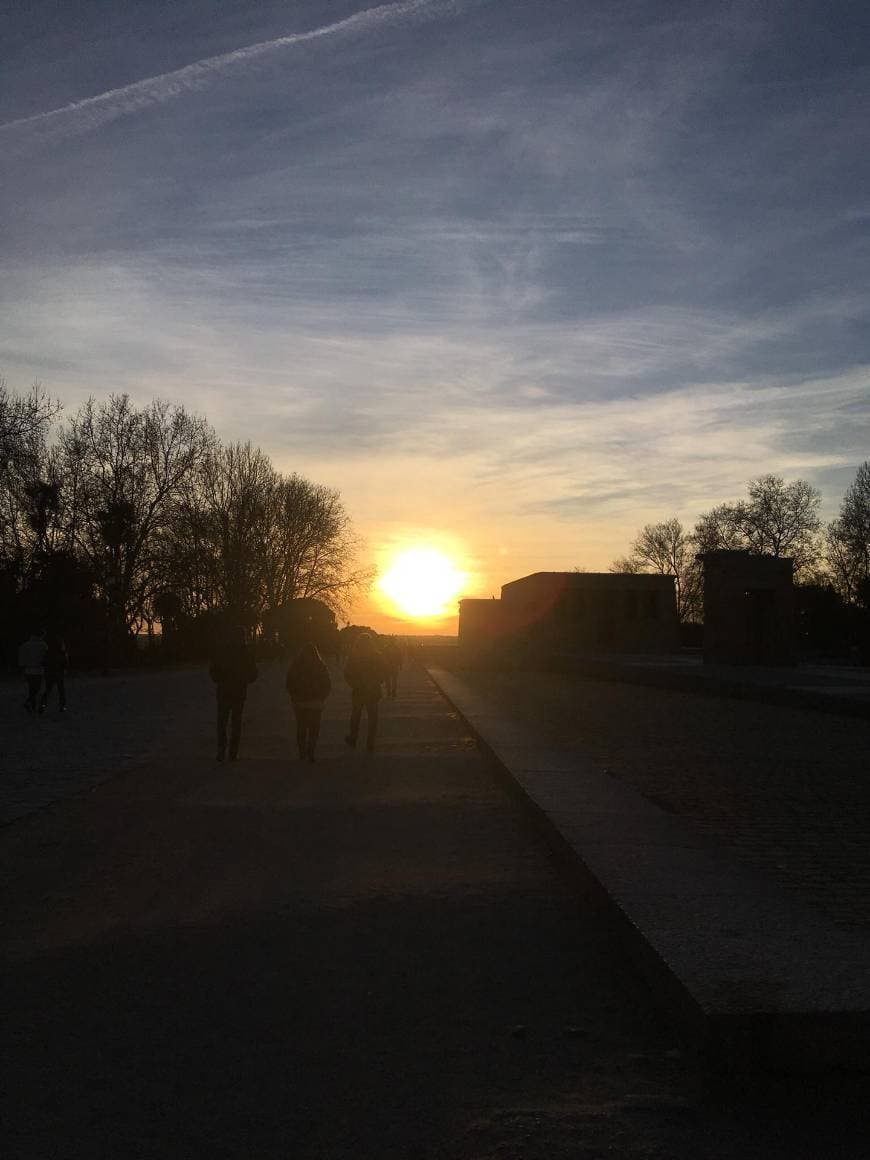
[0,384,367,661]
[740,474,822,571]
[692,502,745,554]
[612,518,701,622]
[171,446,369,628]
[58,395,212,640]
[0,378,58,475]
[155,471,219,621]
[195,441,277,622]
[262,474,369,618]
[825,518,863,604]
[826,461,870,603]
[693,475,822,579]
[0,380,63,587]
[608,555,644,574]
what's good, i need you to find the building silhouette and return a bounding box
[700,550,795,665]
[459,571,679,656]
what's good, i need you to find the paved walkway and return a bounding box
[1,663,866,1158]
[426,663,870,931]
[428,667,870,1076]
[550,652,870,715]
[0,666,214,825]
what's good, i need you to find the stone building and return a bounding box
[455,597,509,651]
[699,550,795,665]
[459,571,679,655]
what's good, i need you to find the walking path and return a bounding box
[1,662,866,1157]
[0,666,214,826]
[427,666,870,1075]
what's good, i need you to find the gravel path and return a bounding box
[451,668,870,932]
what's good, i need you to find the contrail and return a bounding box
[0,0,464,145]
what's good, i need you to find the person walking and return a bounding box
[285,642,332,762]
[381,636,402,699]
[344,632,388,754]
[40,632,69,713]
[209,625,258,762]
[18,630,48,714]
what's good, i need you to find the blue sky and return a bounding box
[2,0,869,627]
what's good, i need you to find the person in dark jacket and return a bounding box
[285,642,332,762]
[381,636,402,699]
[40,633,69,713]
[18,629,47,713]
[344,632,387,753]
[209,625,258,762]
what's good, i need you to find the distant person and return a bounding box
[40,633,69,713]
[344,632,387,754]
[285,641,332,762]
[209,625,258,762]
[381,636,402,699]
[18,630,48,714]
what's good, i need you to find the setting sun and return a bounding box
[377,548,467,619]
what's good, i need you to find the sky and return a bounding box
[2,0,869,632]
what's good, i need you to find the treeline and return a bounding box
[0,380,366,666]
[610,470,870,650]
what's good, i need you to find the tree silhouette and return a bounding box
[693,475,822,579]
[611,518,701,622]
[827,461,870,603]
[0,382,365,664]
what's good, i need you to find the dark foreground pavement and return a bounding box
[1,663,866,1158]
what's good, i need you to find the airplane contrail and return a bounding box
[0,0,465,145]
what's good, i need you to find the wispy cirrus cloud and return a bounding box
[5,254,863,498]
[0,0,467,149]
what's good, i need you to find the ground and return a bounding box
[448,667,870,931]
[1,661,867,1158]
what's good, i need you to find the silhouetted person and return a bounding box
[344,632,387,753]
[209,625,258,762]
[40,633,68,713]
[381,636,402,699]
[18,630,47,714]
[286,641,331,762]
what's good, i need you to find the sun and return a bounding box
[377,547,467,619]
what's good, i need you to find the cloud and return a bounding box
[3,254,866,447]
[0,0,466,149]
[464,369,870,527]
[3,0,869,601]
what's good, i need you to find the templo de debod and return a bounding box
[459,571,680,655]
[699,550,796,666]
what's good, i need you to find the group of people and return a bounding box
[209,629,404,764]
[17,630,69,714]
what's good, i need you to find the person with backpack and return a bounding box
[285,641,332,762]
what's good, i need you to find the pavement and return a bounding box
[427,666,870,1076]
[545,651,870,715]
[0,661,683,1159]
[0,665,215,826]
[3,660,869,1158]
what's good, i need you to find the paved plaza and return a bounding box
[429,667,870,1074]
[1,662,867,1157]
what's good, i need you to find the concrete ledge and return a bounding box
[428,666,870,1076]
